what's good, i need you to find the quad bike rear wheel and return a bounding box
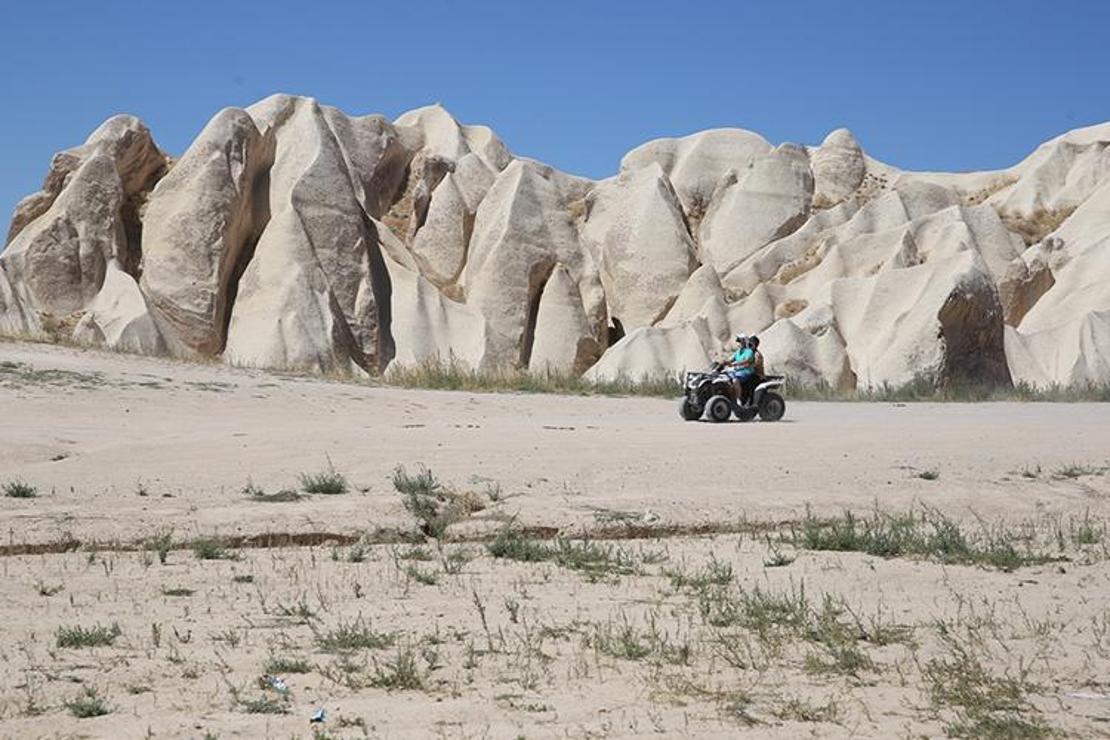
[706,395,732,423]
[679,398,702,421]
[759,392,785,422]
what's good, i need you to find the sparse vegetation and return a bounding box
[486,528,639,579]
[299,461,349,495]
[145,529,174,565]
[786,506,1060,570]
[316,619,395,653]
[265,656,313,674]
[790,375,1110,403]
[1053,462,1105,479]
[393,465,484,539]
[773,696,840,723]
[368,645,424,690]
[239,694,290,714]
[63,686,110,718]
[924,637,1051,738]
[996,205,1077,247]
[383,359,678,397]
[245,480,302,502]
[2,480,37,498]
[162,587,194,597]
[56,623,122,649]
[191,538,239,561]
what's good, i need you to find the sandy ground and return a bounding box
[1,341,1109,738]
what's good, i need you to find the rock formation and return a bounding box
[3,97,1109,388]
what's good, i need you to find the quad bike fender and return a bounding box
[751,378,784,407]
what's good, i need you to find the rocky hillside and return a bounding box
[2,95,1108,388]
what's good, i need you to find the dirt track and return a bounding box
[2,341,1109,738]
[2,341,1108,548]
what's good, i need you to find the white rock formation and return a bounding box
[141,108,272,357]
[582,163,696,330]
[3,96,1109,389]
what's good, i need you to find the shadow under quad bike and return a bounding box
[678,362,786,423]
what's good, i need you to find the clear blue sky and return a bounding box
[2,0,1108,223]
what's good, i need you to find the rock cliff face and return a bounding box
[4,96,1109,388]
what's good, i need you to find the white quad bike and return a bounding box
[679,362,787,423]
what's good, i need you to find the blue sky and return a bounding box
[2,0,1108,223]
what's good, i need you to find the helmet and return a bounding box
[749,336,760,349]
[735,332,748,346]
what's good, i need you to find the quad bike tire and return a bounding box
[706,395,732,423]
[759,392,786,422]
[679,398,702,421]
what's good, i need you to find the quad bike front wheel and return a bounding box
[759,392,785,422]
[706,395,732,423]
[679,398,702,421]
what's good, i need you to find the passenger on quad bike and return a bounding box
[748,335,765,399]
[726,334,757,404]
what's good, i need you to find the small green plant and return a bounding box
[276,600,318,624]
[368,645,424,690]
[763,545,796,568]
[245,479,302,502]
[64,686,110,718]
[213,629,241,647]
[804,640,874,676]
[232,574,254,584]
[394,465,461,539]
[917,469,940,481]
[486,528,550,563]
[550,538,639,578]
[191,538,238,561]
[162,587,195,597]
[299,460,349,495]
[773,696,839,723]
[3,480,37,498]
[1070,512,1105,546]
[265,656,313,674]
[316,619,395,653]
[145,529,174,565]
[404,565,439,586]
[398,545,434,561]
[590,615,691,665]
[56,623,122,648]
[1053,463,1103,480]
[392,465,442,497]
[666,558,735,591]
[239,694,290,714]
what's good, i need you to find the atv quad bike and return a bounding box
[678,362,786,423]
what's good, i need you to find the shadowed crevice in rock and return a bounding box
[118,158,172,282]
[218,165,272,354]
[607,317,626,347]
[365,214,395,372]
[519,261,556,368]
[938,279,1012,387]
